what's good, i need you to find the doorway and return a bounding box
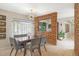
[57,17,74,54]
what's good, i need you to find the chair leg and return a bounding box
[30,49,34,56]
[15,49,18,56]
[30,49,32,56]
[38,48,41,56]
[30,49,33,56]
[24,48,26,56]
[44,45,47,52]
[32,50,34,56]
[20,48,22,52]
[10,48,14,56]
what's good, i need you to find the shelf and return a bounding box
[0,27,6,28]
[0,20,6,22]
[0,33,6,34]
[0,15,6,39]
[0,15,6,20]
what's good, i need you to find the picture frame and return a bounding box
[39,18,51,32]
[39,20,46,32]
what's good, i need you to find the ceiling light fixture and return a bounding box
[27,9,35,20]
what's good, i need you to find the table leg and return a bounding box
[24,43,27,56]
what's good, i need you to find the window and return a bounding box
[11,20,34,38]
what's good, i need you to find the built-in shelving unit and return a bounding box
[0,15,6,39]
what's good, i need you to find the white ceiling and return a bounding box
[0,3,74,19]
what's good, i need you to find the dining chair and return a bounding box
[24,38,41,56]
[9,37,25,56]
[9,37,15,56]
[30,38,41,56]
[40,35,47,52]
[9,34,28,56]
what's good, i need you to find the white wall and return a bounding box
[58,8,74,19]
[0,9,27,49]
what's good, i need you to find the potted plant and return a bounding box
[58,31,65,40]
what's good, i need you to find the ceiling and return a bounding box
[0,3,74,19]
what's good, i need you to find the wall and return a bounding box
[58,17,74,40]
[0,9,27,49]
[35,12,57,45]
[75,3,79,55]
[58,8,74,19]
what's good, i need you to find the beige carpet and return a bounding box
[0,43,75,56]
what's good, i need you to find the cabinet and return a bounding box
[0,15,6,39]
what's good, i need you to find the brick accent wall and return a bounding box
[34,12,57,45]
[75,3,79,55]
